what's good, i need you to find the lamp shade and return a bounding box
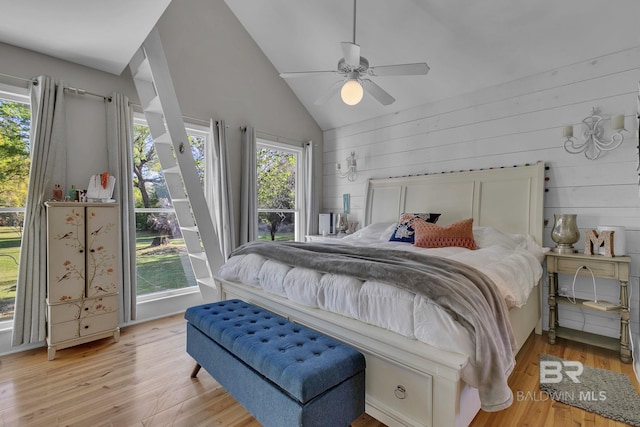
[341,79,363,105]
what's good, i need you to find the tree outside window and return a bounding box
[0,97,31,321]
[132,121,205,296]
[257,142,299,241]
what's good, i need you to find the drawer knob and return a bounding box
[84,307,89,311]
[394,385,407,399]
[84,325,89,329]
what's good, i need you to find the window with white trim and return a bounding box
[256,139,303,242]
[132,117,207,298]
[0,86,30,324]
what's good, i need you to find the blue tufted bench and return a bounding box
[185,299,366,427]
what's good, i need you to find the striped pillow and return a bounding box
[413,218,476,250]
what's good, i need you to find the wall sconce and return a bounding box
[336,151,357,182]
[563,107,626,160]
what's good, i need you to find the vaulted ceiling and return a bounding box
[1,0,639,131]
[0,0,171,75]
[225,0,640,130]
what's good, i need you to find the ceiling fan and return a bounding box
[279,0,429,106]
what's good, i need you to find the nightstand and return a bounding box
[546,251,631,363]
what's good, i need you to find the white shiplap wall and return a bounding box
[322,46,640,349]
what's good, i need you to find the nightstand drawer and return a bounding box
[556,257,617,278]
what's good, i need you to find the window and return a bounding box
[256,139,302,242]
[0,87,30,323]
[132,117,206,298]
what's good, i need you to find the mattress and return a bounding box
[217,224,545,364]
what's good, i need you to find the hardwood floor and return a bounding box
[0,314,637,427]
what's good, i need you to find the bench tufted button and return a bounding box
[261,339,268,343]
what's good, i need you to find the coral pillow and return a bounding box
[389,213,441,243]
[413,218,477,250]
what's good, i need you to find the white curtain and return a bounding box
[240,126,257,244]
[303,141,319,236]
[205,120,236,259]
[12,76,66,346]
[106,93,136,323]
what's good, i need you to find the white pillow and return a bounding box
[473,226,524,250]
[342,222,396,240]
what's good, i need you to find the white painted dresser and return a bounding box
[44,202,120,360]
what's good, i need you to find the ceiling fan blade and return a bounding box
[314,80,344,105]
[361,79,395,105]
[341,42,361,67]
[368,62,430,77]
[280,70,338,79]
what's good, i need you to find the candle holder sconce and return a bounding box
[562,107,626,160]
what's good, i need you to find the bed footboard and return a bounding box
[216,278,479,427]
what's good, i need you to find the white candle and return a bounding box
[563,125,573,138]
[611,114,625,130]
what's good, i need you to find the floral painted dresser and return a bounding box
[45,202,120,360]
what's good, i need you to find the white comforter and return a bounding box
[217,224,545,361]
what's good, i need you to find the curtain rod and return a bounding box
[0,72,37,87]
[64,86,111,102]
[0,71,110,101]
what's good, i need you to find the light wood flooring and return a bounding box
[0,313,638,426]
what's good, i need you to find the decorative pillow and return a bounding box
[388,213,441,243]
[413,218,477,250]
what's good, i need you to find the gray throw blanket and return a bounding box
[229,241,517,412]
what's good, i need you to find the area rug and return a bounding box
[539,354,640,426]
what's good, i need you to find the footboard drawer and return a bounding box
[365,352,432,427]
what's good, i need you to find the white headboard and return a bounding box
[364,162,545,245]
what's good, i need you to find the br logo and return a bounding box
[540,360,583,384]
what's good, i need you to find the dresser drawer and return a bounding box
[556,258,617,279]
[48,294,118,325]
[49,311,119,343]
[364,352,432,426]
[79,311,119,337]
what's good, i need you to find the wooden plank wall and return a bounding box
[321,46,640,342]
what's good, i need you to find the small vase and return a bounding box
[551,214,580,254]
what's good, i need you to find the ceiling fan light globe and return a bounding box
[341,79,364,105]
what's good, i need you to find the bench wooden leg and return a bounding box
[190,363,202,378]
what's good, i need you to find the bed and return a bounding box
[212,162,545,427]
